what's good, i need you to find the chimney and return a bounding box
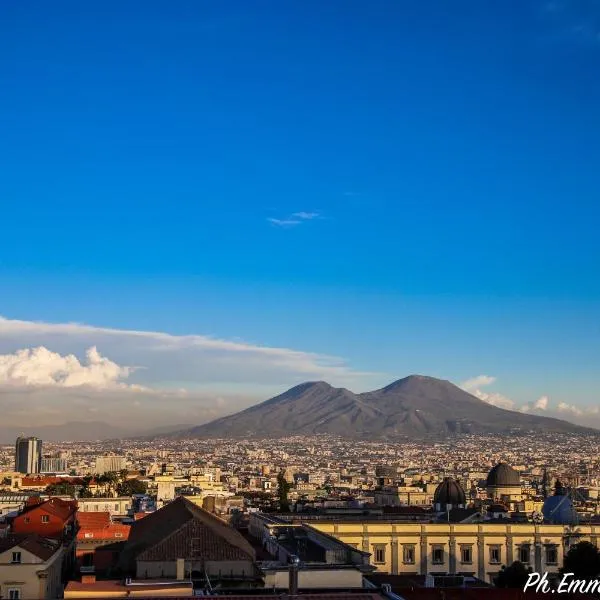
[81,575,96,584]
[288,555,300,595]
[176,557,185,581]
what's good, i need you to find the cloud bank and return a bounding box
[0,316,381,428]
[461,374,598,427]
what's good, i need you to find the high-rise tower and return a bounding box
[15,436,43,474]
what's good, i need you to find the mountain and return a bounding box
[172,375,597,439]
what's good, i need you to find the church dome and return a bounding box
[542,494,579,525]
[434,477,466,506]
[486,463,520,488]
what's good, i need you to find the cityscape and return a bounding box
[1,425,600,598]
[2,0,600,599]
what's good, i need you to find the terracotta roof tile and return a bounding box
[77,511,112,528]
[121,497,254,570]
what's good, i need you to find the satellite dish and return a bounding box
[532,510,544,524]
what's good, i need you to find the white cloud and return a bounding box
[460,375,515,409]
[461,375,496,391]
[0,346,138,390]
[462,376,596,426]
[268,211,320,227]
[292,212,320,220]
[471,389,515,410]
[557,401,583,416]
[267,218,302,227]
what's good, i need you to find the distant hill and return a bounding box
[0,421,188,444]
[0,421,129,444]
[172,375,597,439]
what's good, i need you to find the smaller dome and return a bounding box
[486,463,520,488]
[434,477,466,506]
[543,494,579,525]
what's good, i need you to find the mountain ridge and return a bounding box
[171,375,597,439]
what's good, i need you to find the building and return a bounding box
[486,463,523,504]
[94,455,126,475]
[249,513,373,590]
[0,495,30,520]
[75,512,130,577]
[40,457,68,474]
[15,437,42,475]
[64,576,194,598]
[119,496,258,585]
[373,486,433,507]
[433,478,467,512]
[0,534,64,599]
[12,498,78,541]
[300,517,600,586]
[76,497,132,517]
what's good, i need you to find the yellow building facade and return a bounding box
[310,521,599,585]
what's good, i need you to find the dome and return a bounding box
[434,477,466,506]
[542,494,579,525]
[486,463,520,488]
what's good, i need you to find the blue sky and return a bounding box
[0,0,599,425]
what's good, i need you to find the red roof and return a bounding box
[21,497,77,520]
[21,476,84,487]
[76,523,130,541]
[77,511,111,528]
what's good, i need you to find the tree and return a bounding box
[116,479,147,496]
[78,475,94,498]
[104,471,120,496]
[277,471,291,512]
[46,482,77,496]
[495,561,532,588]
[561,541,600,580]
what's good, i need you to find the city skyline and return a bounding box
[1,0,599,430]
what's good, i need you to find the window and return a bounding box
[84,532,94,538]
[11,551,22,563]
[41,515,50,523]
[8,589,21,600]
[461,545,473,564]
[489,546,501,564]
[373,545,386,564]
[432,545,444,565]
[403,545,415,564]
[115,532,123,538]
[546,545,558,565]
[519,545,531,564]
[115,504,119,511]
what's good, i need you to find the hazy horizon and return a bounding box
[0,315,598,433]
